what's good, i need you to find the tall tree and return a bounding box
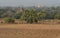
[20,9,38,23]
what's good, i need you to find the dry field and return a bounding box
[0,24,60,38]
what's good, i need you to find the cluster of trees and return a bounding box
[0,7,17,18]
[4,17,15,23]
[0,6,60,23]
[45,7,60,19]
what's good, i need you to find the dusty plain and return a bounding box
[0,24,60,38]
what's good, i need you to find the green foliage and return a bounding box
[4,17,15,23]
[38,10,46,20]
[20,9,38,23]
[54,13,60,19]
[14,13,22,19]
[0,6,60,24]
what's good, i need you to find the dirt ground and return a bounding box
[0,24,60,29]
[0,24,60,38]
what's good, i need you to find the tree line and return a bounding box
[0,6,60,23]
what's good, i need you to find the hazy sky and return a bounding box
[0,0,60,7]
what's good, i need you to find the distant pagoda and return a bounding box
[35,3,41,12]
[35,3,41,8]
[17,6,24,13]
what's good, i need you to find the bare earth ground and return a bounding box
[0,24,60,38]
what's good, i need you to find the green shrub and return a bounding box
[4,17,15,23]
[20,9,38,24]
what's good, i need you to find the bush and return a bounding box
[4,17,15,23]
[20,9,38,24]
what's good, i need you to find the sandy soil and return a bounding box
[0,24,60,29]
[0,24,60,38]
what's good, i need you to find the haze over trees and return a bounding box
[0,6,60,23]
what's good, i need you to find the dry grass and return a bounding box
[0,24,60,38]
